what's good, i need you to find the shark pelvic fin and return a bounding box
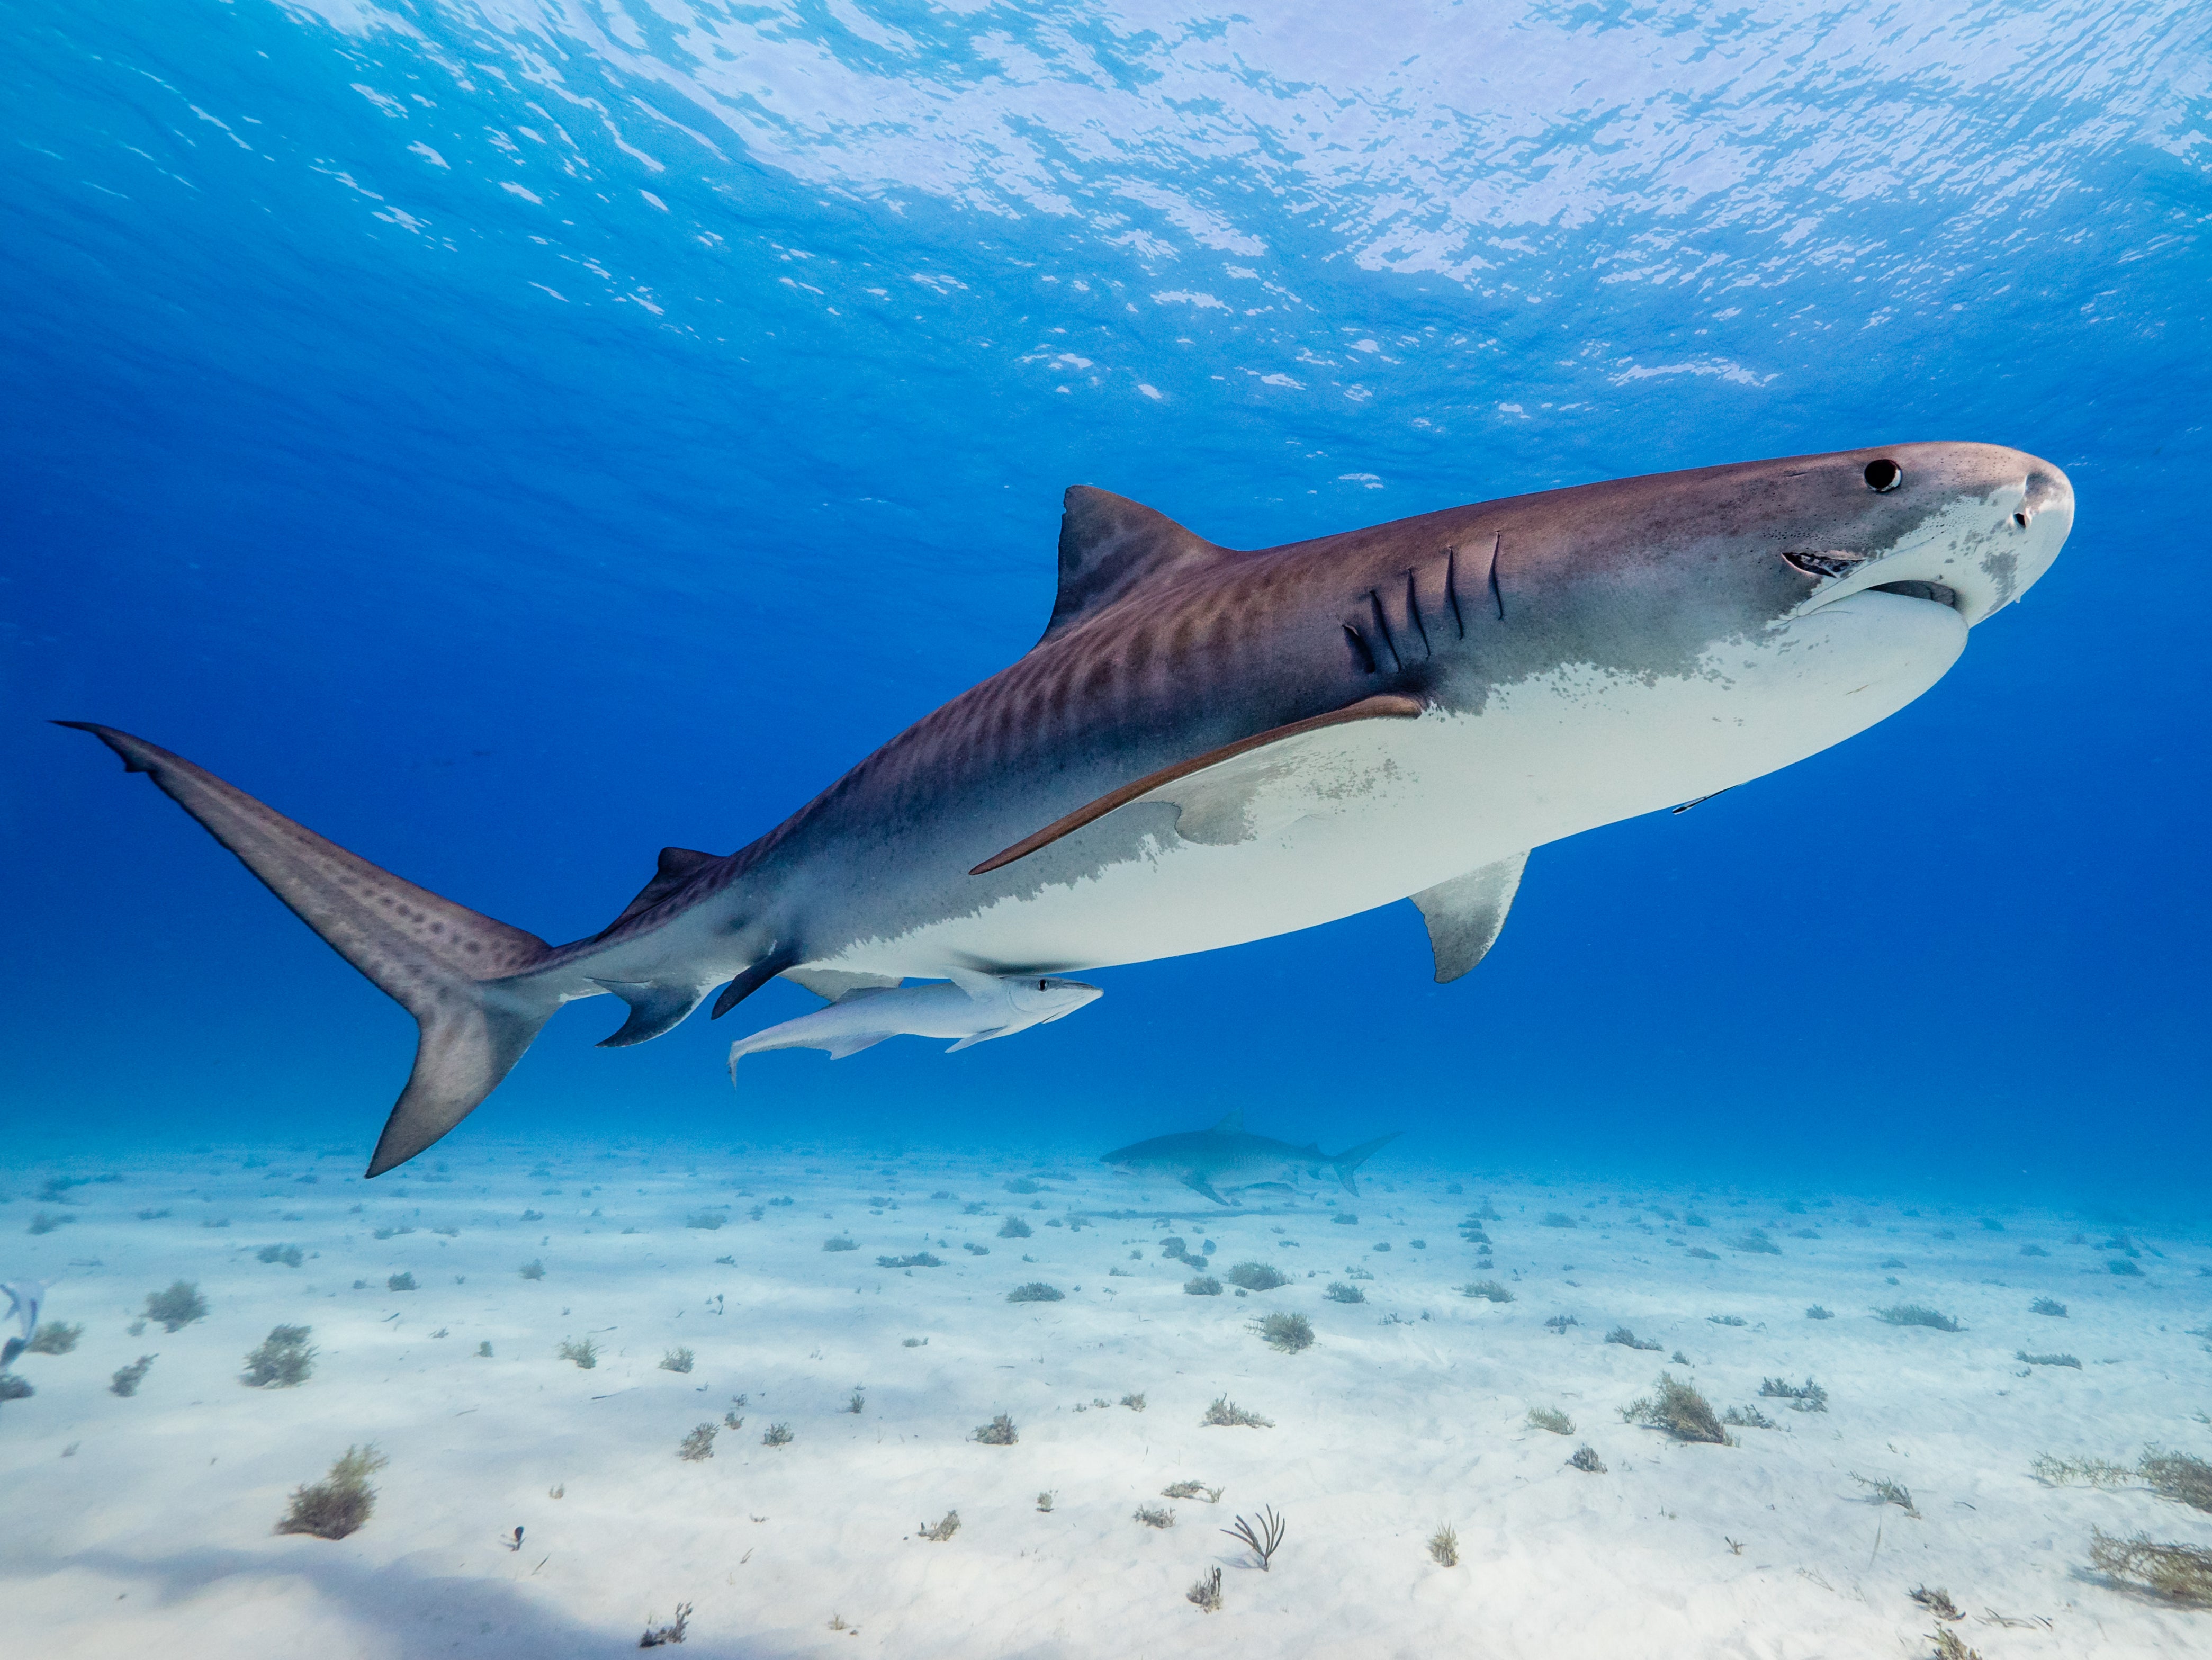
[711,945,799,1019]
[591,979,709,1047]
[970,693,1424,875]
[57,723,559,1177]
[825,1032,896,1059]
[1412,852,1530,982]
[1043,487,1232,641]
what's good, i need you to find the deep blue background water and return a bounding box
[5,2,2207,1203]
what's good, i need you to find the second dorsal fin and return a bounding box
[607,845,720,927]
[1044,486,1230,640]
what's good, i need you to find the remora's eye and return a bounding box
[1782,550,1865,579]
[1038,980,1048,991]
[1864,458,1902,492]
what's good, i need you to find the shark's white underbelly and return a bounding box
[832,592,1967,976]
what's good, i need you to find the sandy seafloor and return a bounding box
[3,1133,2208,1659]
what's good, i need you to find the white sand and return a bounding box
[3,1136,2208,1657]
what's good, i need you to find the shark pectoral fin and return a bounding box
[945,1026,1010,1053]
[970,694,1424,875]
[824,1032,897,1059]
[1183,1174,1230,1206]
[1412,852,1530,982]
[591,980,709,1047]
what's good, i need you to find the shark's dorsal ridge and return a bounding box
[1211,1108,1244,1134]
[1043,486,1230,641]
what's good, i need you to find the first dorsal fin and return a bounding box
[1044,486,1231,640]
[607,846,719,928]
[1211,1108,1245,1134]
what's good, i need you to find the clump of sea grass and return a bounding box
[1461,1279,1514,1303]
[1184,1274,1222,1295]
[2016,1349,2081,1369]
[1759,1377,1828,1412]
[997,1216,1032,1239]
[918,1510,960,1541]
[1428,1523,1459,1566]
[276,1444,388,1539]
[145,1280,208,1333]
[1324,1281,1364,1303]
[1910,1585,1963,1620]
[28,1322,83,1355]
[1622,1372,1728,1443]
[109,1355,155,1396]
[1222,1505,1285,1569]
[556,1336,599,1369]
[971,1413,1018,1445]
[685,1210,724,1230]
[1722,1403,1777,1429]
[1544,1315,1578,1333]
[639,1604,693,1646]
[1163,1480,1221,1501]
[877,1252,942,1268]
[243,1325,316,1387]
[1254,1312,1313,1353]
[1187,1566,1223,1611]
[2030,1296,2067,1316]
[678,1423,717,1461]
[1851,1472,1920,1516]
[0,1372,32,1402]
[1120,1392,1146,1411]
[1134,1503,1175,1528]
[822,1235,858,1252]
[1686,1246,1719,1260]
[660,1346,694,1373]
[761,1422,794,1446]
[257,1244,305,1267]
[1540,1212,1576,1228]
[1202,1395,1273,1428]
[518,1259,546,1280]
[1007,1281,1063,1303]
[1527,1406,1573,1435]
[1568,1443,1607,1473]
[2088,1528,2212,1604]
[1805,1305,1833,1320]
[2141,1448,2212,1512]
[1605,1326,1661,1351]
[1224,1261,1288,1291]
[1731,1230,1781,1255]
[1875,1304,1962,1331]
[386,1272,417,1292]
[1930,1628,1984,1660]
[2031,1453,2135,1488]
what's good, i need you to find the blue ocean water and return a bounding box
[7,1,2208,1204]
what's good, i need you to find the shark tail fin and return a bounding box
[1330,1133,1401,1196]
[59,723,561,1177]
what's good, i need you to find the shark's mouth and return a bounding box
[1784,550,1961,613]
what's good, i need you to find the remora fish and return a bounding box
[1104,1111,1398,1206]
[726,970,1100,1073]
[62,442,2074,1176]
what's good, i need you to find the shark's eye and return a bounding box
[1864,458,1902,492]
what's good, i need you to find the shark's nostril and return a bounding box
[2013,510,2031,528]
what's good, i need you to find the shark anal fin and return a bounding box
[591,979,708,1047]
[970,694,1424,875]
[946,1026,1009,1053]
[1042,487,1232,642]
[1412,853,1529,982]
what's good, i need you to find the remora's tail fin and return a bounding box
[1329,1133,1401,1196]
[59,723,558,1177]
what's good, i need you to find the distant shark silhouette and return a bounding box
[1103,1111,1399,1206]
[62,443,2073,1174]
[2,1280,46,1371]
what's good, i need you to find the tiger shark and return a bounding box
[61,441,2073,1176]
[1104,1112,1398,1206]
